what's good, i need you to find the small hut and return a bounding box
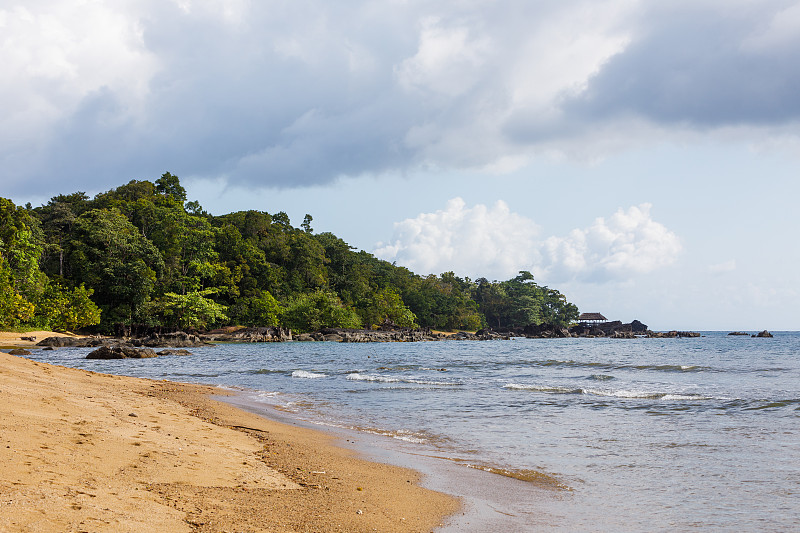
[578,312,607,326]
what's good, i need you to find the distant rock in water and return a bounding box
[156,349,193,356]
[647,331,701,338]
[86,346,158,359]
[8,348,32,356]
[728,332,749,336]
[754,330,774,338]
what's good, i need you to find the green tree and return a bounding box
[403,273,482,330]
[538,286,579,328]
[154,171,187,203]
[281,289,361,333]
[0,252,35,328]
[35,192,89,277]
[141,289,228,330]
[69,208,164,324]
[228,290,283,327]
[35,282,101,331]
[358,287,418,328]
[0,198,46,301]
[301,214,313,233]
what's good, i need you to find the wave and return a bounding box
[291,370,327,379]
[504,383,710,400]
[745,398,800,410]
[588,374,615,381]
[251,368,284,375]
[529,360,711,373]
[347,373,400,383]
[346,372,462,386]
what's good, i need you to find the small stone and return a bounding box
[128,413,138,417]
[356,509,363,515]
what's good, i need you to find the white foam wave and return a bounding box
[363,428,428,444]
[347,373,400,383]
[504,384,581,394]
[347,373,461,386]
[291,370,327,379]
[505,384,710,400]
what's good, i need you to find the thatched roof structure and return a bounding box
[578,312,607,322]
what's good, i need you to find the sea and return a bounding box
[24,332,800,532]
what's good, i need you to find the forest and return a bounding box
[0,173,579,334]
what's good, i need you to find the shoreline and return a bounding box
[0,352,458,531]
[221,391,567,532]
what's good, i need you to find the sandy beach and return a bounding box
[0,342,458,532]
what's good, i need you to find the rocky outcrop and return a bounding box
[8,348,32,356]
[647,331,701,338]
[202,326,291,343]
[338,328,441,342]
[40,331,210,349]
[86,345,158,359]
[569,320,649,338]
[728,332,749,336]
[156,349,193,356]
[754,330,773,338]
[130,332,210,348]
[288,327,483,342]
[37,336,113,348]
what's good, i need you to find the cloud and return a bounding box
[374,199,681,282]
[561,1,800,127]
[374,198,542,279]
[541,204,682,282]
[1,0,799,197]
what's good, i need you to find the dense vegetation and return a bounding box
[0,173,578,333]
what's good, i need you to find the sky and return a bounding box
[2,0,799,330]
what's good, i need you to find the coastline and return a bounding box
[0,351,458,532]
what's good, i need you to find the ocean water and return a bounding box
[24,332,800,531]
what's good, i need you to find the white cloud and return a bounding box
[541,204,682,282]
[374,200,681,282]
[374,198,541,279]
[395,17,491,97]
[0,2,157,144]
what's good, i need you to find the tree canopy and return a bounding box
[0,174,579,333]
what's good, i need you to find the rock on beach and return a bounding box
[86,345,158,359]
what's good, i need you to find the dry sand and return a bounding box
[0,330,82,349]
[0,350,459,532]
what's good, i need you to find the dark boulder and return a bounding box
[755,330,773,338]
[156,349,193,356]
[8,348,32,355]
[87,345,158,359]
[37,336,86,347]
[37,336,112,348]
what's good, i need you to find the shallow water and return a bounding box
[26,332,800,531]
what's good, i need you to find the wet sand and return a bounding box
[0,351,458,532]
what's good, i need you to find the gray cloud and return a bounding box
[2,0,799,198]
[560,1,800,128]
